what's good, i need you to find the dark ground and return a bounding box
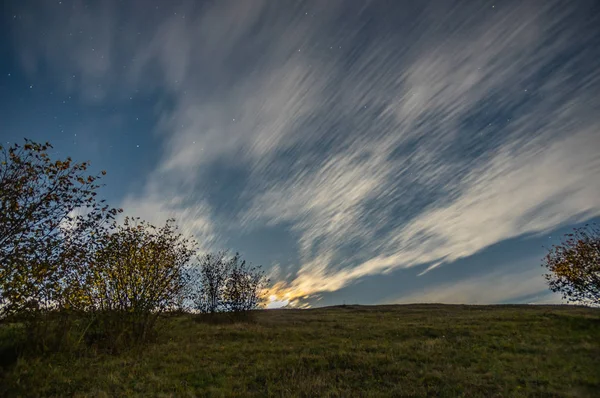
[1,304,599,397]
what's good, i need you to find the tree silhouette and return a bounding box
[195,251,230,313]
[195,251,269,313]
[223,253,269,312]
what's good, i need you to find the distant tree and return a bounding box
[81,217,197,342]
[542,224,600,306]
[195,251,230,313]
[0,139,121,320]
[195,251,269,313]
[223,253,269,312]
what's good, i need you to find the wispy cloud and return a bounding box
[241,1,600,303]
[390,261,558,305]
[11,0,600,305]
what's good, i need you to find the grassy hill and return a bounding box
[1,304,599,397]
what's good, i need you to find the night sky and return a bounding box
[1,0,599,308]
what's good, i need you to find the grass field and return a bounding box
[0,304,599,397]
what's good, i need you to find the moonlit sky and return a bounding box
[1,0,599,308]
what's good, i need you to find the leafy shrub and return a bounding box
[75,217,197,347]
[542,224,600,306]
[0,139,120,321]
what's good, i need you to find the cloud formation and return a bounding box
[11,0,600,305]
[391,260,557,305]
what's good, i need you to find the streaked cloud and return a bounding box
[391,261,557,305]
[10,0,600,306]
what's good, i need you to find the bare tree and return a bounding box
[223,254,269,312]
[194,251,269,313]
[195,251,230,313]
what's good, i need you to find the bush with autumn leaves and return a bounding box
[0,139,268,353]
[542,224,600,306]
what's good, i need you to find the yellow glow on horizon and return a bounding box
[262,281,313,308]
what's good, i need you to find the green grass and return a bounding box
[1,304,599,397]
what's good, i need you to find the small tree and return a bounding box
[542,224,600,306]
[194,251,269,313]
[0,139,120,321]
[223,254,269,312]
[195,251,230,313]
[81,217,197,344]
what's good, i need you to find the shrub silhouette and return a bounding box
[194,251,269,314]
[224,253,269,312]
